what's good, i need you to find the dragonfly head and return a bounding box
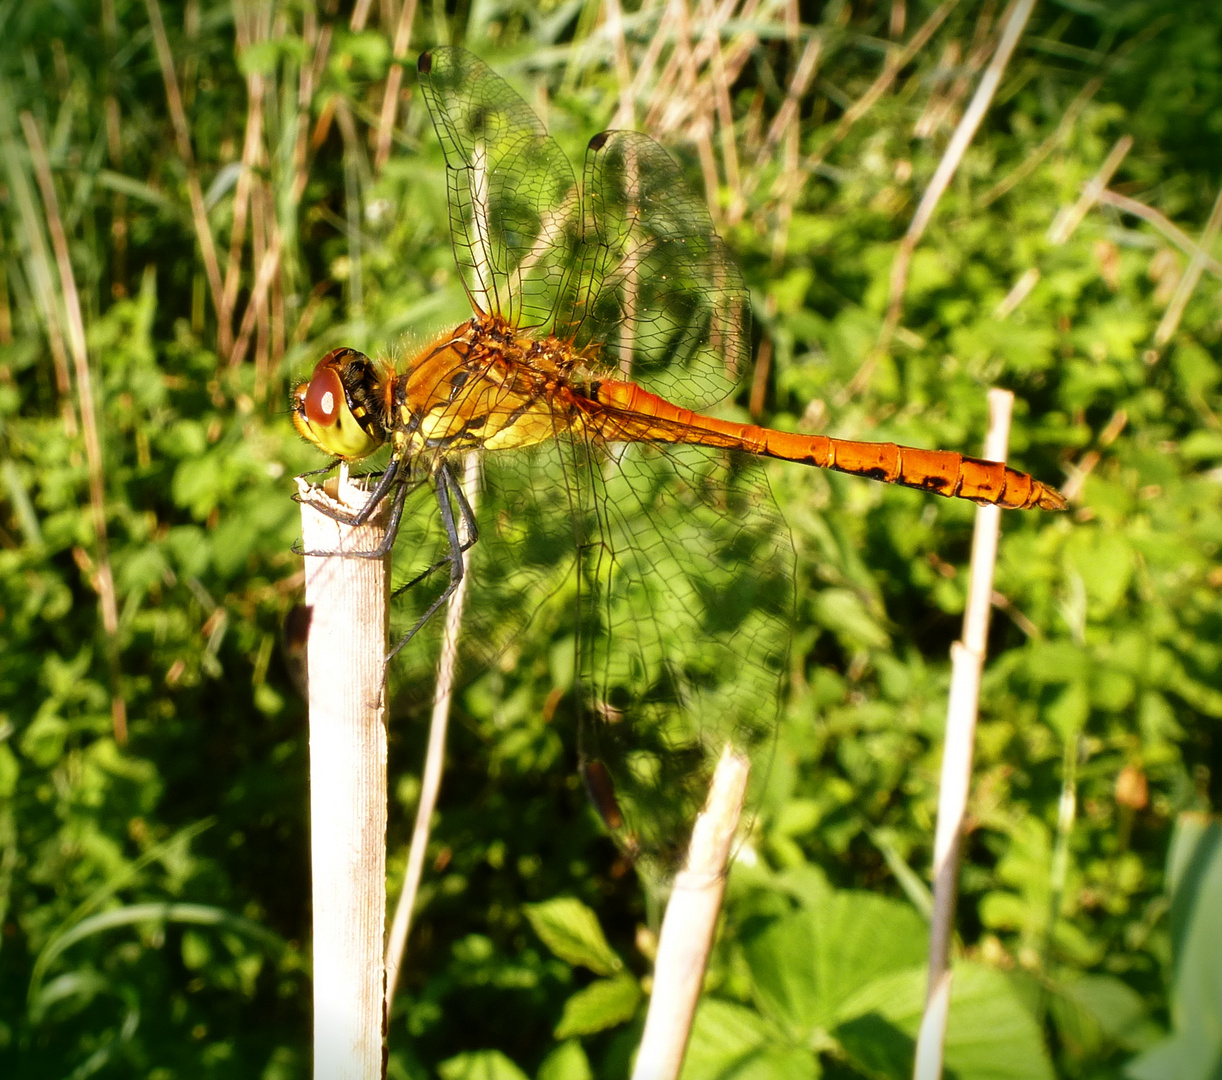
[292,348,386,460]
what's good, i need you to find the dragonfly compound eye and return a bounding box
[293,350,385,460]
[305,366,344,427]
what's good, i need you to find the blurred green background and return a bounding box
[2,0,1221,1077]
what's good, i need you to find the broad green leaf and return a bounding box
[438,1051,531,1080]
[523,898,622,976]
[553,972,640,1038]
[537,1040,592,1080]
[836,962,1055,1080]
[680,999,814,1080]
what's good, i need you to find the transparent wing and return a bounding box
[570,436,793,869]
[573,131,751,411]
[387,445,578,695]
[417,48,583,331]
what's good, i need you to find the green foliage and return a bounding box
[1,0,1221,1078]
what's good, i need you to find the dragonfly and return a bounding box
[292,47,1065,864]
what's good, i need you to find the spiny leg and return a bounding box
[390,461,480,597]
[386,459,475,662]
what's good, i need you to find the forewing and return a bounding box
[417,48,582,331]
[572,132,750,411]
[571,436,793,869]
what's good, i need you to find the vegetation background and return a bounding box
[2,0,1221,1076]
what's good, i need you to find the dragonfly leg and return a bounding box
[385,461,473,662]
[390,459,479,598]
[293,457,407,558]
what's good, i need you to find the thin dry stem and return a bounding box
[1153,185,1222,349]
[373,0,418,173]
[849,0,1036,401]
[1047,134,1132,245]
[21,111,127,743]
[979,76,1102,206]
[1097,189,1222,278]
[805,0,960,176]
[145,0,230,355]
[383,453,480,1023]
[913,388,1014,1080]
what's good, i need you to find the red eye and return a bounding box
[305,366,343,426]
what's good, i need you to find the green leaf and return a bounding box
[835,962,1055,1080]
[553,972,641,1038]
[681,999,816,1080]
[536,1040,592,1080]
[743,890,926,1035]
[1127,814,1222,1080]
[438,1051,531,1080]
[522,898,622,976]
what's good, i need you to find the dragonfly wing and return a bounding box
[570,435,793,869]
[575,131,750,411]
[417,48,583,332]
[387,445,578,696]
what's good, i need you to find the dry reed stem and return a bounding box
[221,36,265,345]
[1097,189,1222,278]
[21,111,128,744]
[1059,409,1127,502]
[633,744,751,1080]
[374,0,419,173]
[298,472,390,1080]
[0,103,78,439]
[1047,134,1132,245]
[804,0,960,176]
[229,229,284,369]
[606,0,637,128]
[979,75,1102,206]
[913,388,1014,1080]
[849,0,1036,401]
[383,453,480,1023]
[1153,185,1222,349]
[145,0,231,356]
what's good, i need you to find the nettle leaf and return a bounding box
[741,889,926,1036]
[835,962,1055,1080]
[437,1050,530,1080]
[522,898,622,975]
[552,972,640,1038]
[536,1040,592,1080]
[681,999,816,1080]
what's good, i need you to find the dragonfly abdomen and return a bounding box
[591,378,1066,511]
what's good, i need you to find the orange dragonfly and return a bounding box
[293,47,1064,862]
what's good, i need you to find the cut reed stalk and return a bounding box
[912,388,1014,1080]
[632,744,751,1080]
[298,472,391,1080]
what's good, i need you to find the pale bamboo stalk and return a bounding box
[298,472,390,1080]
[1046,134,1132,245]
[912,388,1014,1080]
[633,744,750,1080]
[1153,185,1222,348]
[384,453,480,1023]
[21,112,127,743]
[145,0,231,355]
